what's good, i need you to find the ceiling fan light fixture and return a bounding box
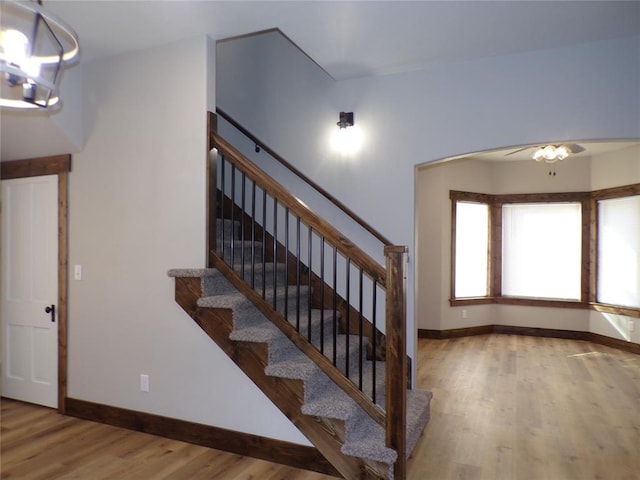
[533,145,570,164]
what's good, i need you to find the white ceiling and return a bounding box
[44,0,640,80]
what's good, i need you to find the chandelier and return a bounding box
[0,0,79,109]
[532,145,570,164]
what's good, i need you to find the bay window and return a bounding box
[450,184,640,316]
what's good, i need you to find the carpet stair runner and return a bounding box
[169,219,432,479]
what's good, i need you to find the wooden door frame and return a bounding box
[1,155,70,414]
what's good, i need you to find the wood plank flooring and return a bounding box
[408,334,640,480]
[2,334,639,479]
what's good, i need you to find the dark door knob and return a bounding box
[45,304,55,322]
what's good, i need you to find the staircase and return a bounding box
[168,113,432,479]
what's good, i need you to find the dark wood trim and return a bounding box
[493,191,591,205]
[384,246,407,480]
[449,297,495,306]
[449,198,457,301]
[590,303,640,318]
[418,326,493,339]
[587,331,640,354]
[1,154,71,179]
[588,196,598,304]
[418,326,640,355]
[591,183,640,200]
[215,108,392,246]
[207,112,217,268]
[64,397,340,477]
[490,202,502,298]
[1,155,71,414]
[57,172,69,414]
[449,190,493,203]
[580,198,591,303]
[493,297,590,309]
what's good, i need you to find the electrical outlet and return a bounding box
[140,374,149,392]
[74,264,82,281]
[462,309,468,319]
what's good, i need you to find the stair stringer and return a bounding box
[170,271,392,480]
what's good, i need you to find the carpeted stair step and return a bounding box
[302,368,358,420]
[217,240,265,266]
[217,218,241,240]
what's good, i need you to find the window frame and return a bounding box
[449,186,640,318]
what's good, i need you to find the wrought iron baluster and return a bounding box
[296,217,301,332]
[240,172,246,280]
[250,182,256,289]
[284,208,290,321]
[261,189,267,299]
[230,165,236,269]
[345,257,351,378]
[332,247,338,365]
[219,158,226,261]
[272,198,278,310]
[307,226,313,343]
[320,237,325,354]
[358,268,364,390]
[371,279,377,404]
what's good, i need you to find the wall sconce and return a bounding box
[332,111,362,155]
[337,111,354,129]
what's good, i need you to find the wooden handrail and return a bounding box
[216,107,393,246]
[213,132,387,287]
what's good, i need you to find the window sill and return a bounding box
[450,297,640,317]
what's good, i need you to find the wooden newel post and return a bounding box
[207,111,218,267]
[384,245,408,480]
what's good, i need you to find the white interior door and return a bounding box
[1,175,58,408]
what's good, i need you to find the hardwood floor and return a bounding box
[0,400,336,480]
[408,334,640,480]
[2,334,639,479]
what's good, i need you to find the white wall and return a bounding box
[68,36,309,445]
[217,34,639,362]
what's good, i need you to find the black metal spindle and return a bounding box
[332,247,338,366]
[320,237,325,354]
[272,198,278,310]
[371,279,377,404]
[250,182,256,289]
[345,258,351,378]
[296,217,301,332]
[358,268,364,390]
[230,165,236,269]
[262,189,267,299]
[307,226,313,343]
[219,158,226,260]
[240,172,246,280]
[284,208,290,321]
